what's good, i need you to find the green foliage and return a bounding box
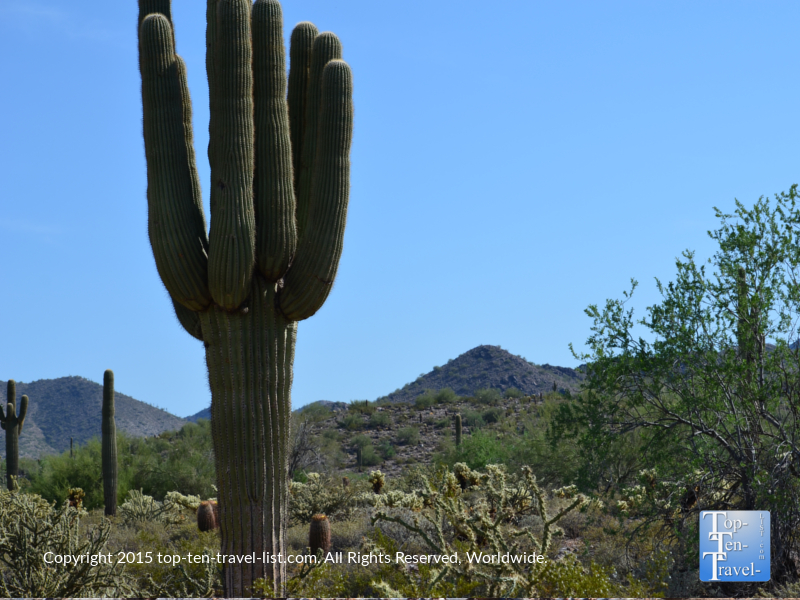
[413,392,435,410]
[348,399,376,415]
[300,403,333,422]
[474,387,502,405]
[349,434,372,450]
[360,444,382,466]
[434,387,458,404]
[504,386,524,398]
[27,421,216,509]
[367,412,390,429]
[118,489,189,527]
[559,186,800,581]
[481,407,502,424]
[340,413,364,431]
[396,426,420,446]
[461,408,484,428]
[376,439,396,459]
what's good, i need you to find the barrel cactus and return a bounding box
[137,0,353,594]
[197,500,219,532]
[0,381,27,491]
[102,370,117,516]
[308,513,331,555]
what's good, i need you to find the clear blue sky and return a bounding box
[2,0,798,417]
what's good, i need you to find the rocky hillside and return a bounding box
[377,345,584,403]
[0,377,188,459]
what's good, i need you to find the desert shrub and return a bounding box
[348,400,375,415]
[360,445,382,466]
[434,388,458,404]
[440,430,510,470]
[396,427,420,446]
[414,393,435,410]
[377,439,396,459]
[504,386,524,398]
[340,413,364,431]
[475,387,502,405]
[321,428,341,441]
[481,407,503,424]
[350,434,372,450]
[461,409,484,428]
[301,402,333,421]
[367,412,390,429]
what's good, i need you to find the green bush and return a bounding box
[377,439,396,459]
[434,388,458,404]
[414,393,435,410]
[462,409,484,428]
[350,434,372,450]
[475,388,502,405]
[504,386,524,398]
[301,403,333,422]
[367,412,391,429]
[348,400,375,415]
[482,408,502,424]
[340,413,364,431]
[396,427,420,446]
[360,445,382,466]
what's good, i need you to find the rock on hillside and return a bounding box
[377,345,584,403]
[0,377,188,459]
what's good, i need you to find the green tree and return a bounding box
[557,187,800,584]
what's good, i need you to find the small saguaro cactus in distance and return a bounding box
[0,381,28,491]
[102,370,117,516]
[137,0,354,594]
[455,414,462,447]
[309,513,331,555]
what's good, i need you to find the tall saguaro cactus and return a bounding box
[102,370,118,516]
[1,381,28,491]
[137,0,353,594]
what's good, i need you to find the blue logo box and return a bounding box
[700,511,769,582]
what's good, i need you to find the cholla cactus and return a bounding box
[289,472,363,525]
[0,489,134,597]
[119,489,186,527]
[67,487,86,509]
[368,464,590,598]
[368,470,385,494]
[453,462,481,490]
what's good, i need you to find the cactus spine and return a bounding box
[137,0,353,594]
[102,370,117,516]
[309,514,331,555]
[455,414,462,447]
[1,381,27,491]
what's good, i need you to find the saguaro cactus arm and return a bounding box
[16,395,27,434]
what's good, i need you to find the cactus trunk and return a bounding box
[102,370,117,516]
[455,414,462,447]
[200,279,295,590]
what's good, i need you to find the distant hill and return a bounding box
[185,407,211,423]
[377,345,584,403]
[0,377,188,459]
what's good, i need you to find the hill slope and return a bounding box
[0,377,188,459]
[377,345,584,403]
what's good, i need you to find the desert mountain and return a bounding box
[0,377,187,459]
[377,345,584,404]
